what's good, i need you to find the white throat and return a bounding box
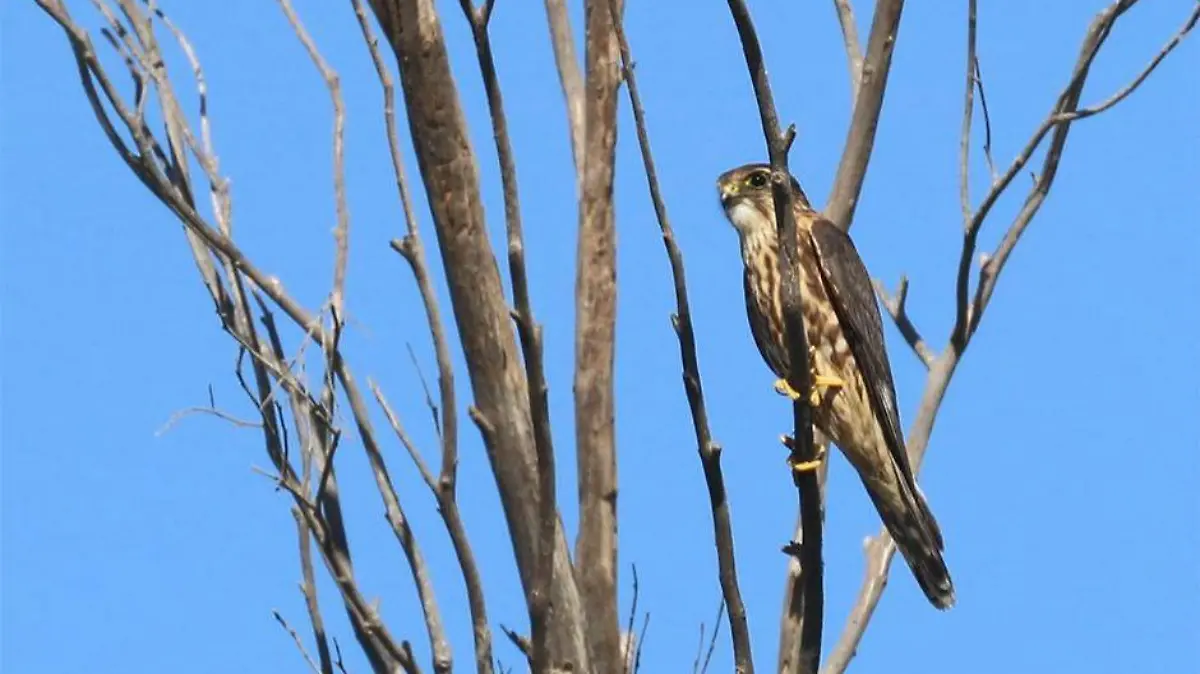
[726,201,776,260]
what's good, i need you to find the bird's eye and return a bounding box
[746,172,769,189]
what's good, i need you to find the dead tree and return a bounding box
[35,0,1197,673]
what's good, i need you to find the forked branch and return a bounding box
[826,0,905,232]
[827,3,1198,672]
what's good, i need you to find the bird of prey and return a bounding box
[716,162,954,609]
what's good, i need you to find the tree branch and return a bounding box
[968,1,1200,340]
[831,0,864,99]
[366,1,590,669]
[575,2,624,671]
[274,609,323,674]
[873,276,934,369]
[543,0,587,188]
[292,508,335,674]
[825,3,1198,671]
[275,0,350,321]
[349,0,463,510]
[825,0,905,231]
[958,0,978,230]
[454,3,566,670]
[724,2,823,672]
[40,3,423,669]
[607,4,754,674]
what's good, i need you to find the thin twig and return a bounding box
[373,384,495,674]
[406,342,442,440]
[949,0,1196,350]
[155,405,261,435]
[354,5,497,667]
[632,612,650,674]
[969,0,1200,338]
[274,609,323,674]
[608,5,753,673]
[338,364,452,674]
[371,381,437,491]
[499,625,532,660]
[873,277,934,369]
[275,0,350,320]
[974,56,997,185]
[312,308,343,511]
[334,639,350,674]
[542,0,586,187]
[701,599,725,674]
[350,0,460,497]
[691,623,706,674]
[38,4,417,670]
[959,0,978,228]
[294,509,336,674]
[621,565,640,674]
[832,0,864,99]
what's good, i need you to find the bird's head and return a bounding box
[716,163,810,240]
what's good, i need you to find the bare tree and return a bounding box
[34,0,1197,673]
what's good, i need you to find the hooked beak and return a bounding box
[717,180,739,209]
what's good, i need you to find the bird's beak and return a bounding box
[718,181,739,209]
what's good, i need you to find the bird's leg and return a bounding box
[780,433,827,472]
[773,346,846,406]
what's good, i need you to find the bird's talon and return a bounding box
[775,372,845,406]
[790,458,823,473]
[774,378,803,401]
[787,444,827,473]
[810,373,845,405]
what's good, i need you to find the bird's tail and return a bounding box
[865,470,956,609]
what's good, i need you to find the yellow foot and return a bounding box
[773,372,846,406]
[774,378,803,400]
[779,436,827,473]
[810,373,846,405]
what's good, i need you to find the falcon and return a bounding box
[716,163,955,609]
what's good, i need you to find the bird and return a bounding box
[716,162,955,609]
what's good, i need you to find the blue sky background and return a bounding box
[4,1,1198,672]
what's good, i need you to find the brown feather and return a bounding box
[717,163,955,609]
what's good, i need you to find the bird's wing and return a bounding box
[744,267,789,378]
[808,219,913,480]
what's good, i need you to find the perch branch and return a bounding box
[724,2,823,673]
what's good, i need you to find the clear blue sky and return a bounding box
[4,1,1198,672]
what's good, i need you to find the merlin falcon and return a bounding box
[717,163,954,609]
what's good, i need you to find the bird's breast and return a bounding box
[741,230,850,376]
[795,233,851,367]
